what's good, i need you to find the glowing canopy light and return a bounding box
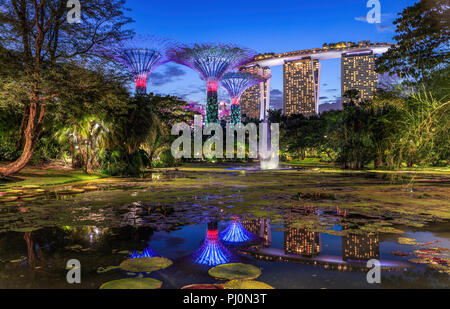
[130,246,158,259]
[220,219,255,243]
[168,44,257,123]
[221,71,269,124]
[193,222,232,266]
[96,35,173,96]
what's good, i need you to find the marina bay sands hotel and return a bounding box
[240,41,394,120]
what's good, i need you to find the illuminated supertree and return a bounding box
[221,71,269,124]
[220,218,255,244]
[168,44,257,123]
[130,246,159,259]
[193,222,232,266]
[96,35,173,96]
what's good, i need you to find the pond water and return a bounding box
[0,167,449,289]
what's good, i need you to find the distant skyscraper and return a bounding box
[240,65,272,121]
[341,51,378,105]
[283,57,321,116]
[342,233,380,262]
[284,228,321,257]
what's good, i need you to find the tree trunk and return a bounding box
[0,101,43,177]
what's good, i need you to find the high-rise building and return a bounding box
[283,57,321,116]
[342,233,380,262]
[284,228,321,257]
[242,219,272,247]
[240,65,272,121]
[341,51,378,105]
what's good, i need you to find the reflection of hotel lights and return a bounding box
[193,225,231,266]
[220,219,254,243]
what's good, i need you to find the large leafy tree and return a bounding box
[376,0,449,82]
[0,0,133,176]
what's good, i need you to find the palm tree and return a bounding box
[55,116,107,173]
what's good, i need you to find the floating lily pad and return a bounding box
[11,227,41,233]
[391,251,411,257]
[97,266,120,274]
[181,284,225,290]
[398,237,419,245]
[12,186,40,190]
[24,189,45,195]
[81,186,99,191]
[119,257,173,273]
[4,190,22,196]
[224,280,275,290]
[99,278,162,289]
[208,263,261,281]
[57,188,85,195]
[0,196,19,203]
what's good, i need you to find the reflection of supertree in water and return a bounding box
[221,72,269,124]
[193,222,232,266]
[220,218,255,243]
[130,246,159,259]
[96,35,173,95]
[168,44,257,123]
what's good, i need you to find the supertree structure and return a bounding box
[193,222,232,266]
[220,71,269,124]
[130,246,159,259]
[168,44,257,123]
[220,218,256,244]
[96,35,173,96]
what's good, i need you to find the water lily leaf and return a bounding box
[208,263,261,281]
[224,280,275,290]
[99,278,162,289]
[81,186,99,191]
[398,237,419,245]
[119,257,173,273]
[97,266,120,274]
[11,227,40,233]
[181,284,225,290]
[0,196,19,203]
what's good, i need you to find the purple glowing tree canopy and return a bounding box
[220,71,269,124]
[221,72,267,101]
[168,43,257,123]
[96,35,173,95]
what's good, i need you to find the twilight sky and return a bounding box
[124,0,416,109]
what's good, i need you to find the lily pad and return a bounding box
[224,280,275,290]
[57,188,85,195]
[99,278,162,289]
[119,257,173,273]
[208,263,261,281]
[4,190,23,196]
[81,186,99,191]
[97,266,120,274]
[0,196,19,203]
[398,237,419,246]
[181,284,225,290]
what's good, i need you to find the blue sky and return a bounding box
[125,0,416,108]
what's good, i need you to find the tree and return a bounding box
[376,0,449,82]
[0,0,133,176]
[55,116,107,173]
